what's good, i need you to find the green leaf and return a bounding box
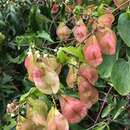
[7,51,26,64]
[101,104,113,118]
[98,55,116,79]
[36,30,54,43]
[70,124,85,130]
[117,13,130,47]
[20,88,37,104]
[111,59,130,95]
[57,46,85,64]
[111,99,127,120]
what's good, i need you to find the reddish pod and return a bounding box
[56,22,71,41]
[60,95,87,124]
[95,27,117,55]
[51,3,59,14]
[24,54,36,81]
[98,13,115,28]
[75,0,83,5]
[78,77,99,109]
[83,35,103,67]
[73,20,88,43]
[79,64,98,85]
[32,65,60,95]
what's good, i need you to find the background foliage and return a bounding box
[0,0,130,130]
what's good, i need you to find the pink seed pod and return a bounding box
[51,3,59,14]
[56,22,71,41]
[95,27,117,55]
[60,95,87,124]
[24,54,35,81]
[73,20,88,43]
[98,13,115,28]
[83,35,103,67]
[47,107,69,130]
[78,77,99,109]
[32,66,60,95]
[79,64,98,85]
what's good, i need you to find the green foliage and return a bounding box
[1,0,130,130]
[111,59,130,95]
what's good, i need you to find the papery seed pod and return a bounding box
[73,19,88,43]
[47,107,69,130]
[83,35,103,67]
[113,0,128,10]
[56,22,71,41]
[60,95,87,124]
[24,54,36,81]
[51,3,59,14]
[16,117,36,130]
[66,65,78,88]
[28,98,48,126]
[95,27,117,55]
[98,13,115,28]
[32,65,60,94]
[42,56,62,74]
[78,77,99,109]
[79,64,98,85]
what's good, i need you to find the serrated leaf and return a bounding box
[98,55,116,78]
[117,13,130,47]
[111,59,130,95]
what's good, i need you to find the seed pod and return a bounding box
[16,117,37,130]
[24,53,37,81]
[79,64,98,85]
[98,13,115,28]
[73,20,88,43]
[95,27,117,55]
[56,22,71,41]
[66,65,78,88]
[27,98,48,126]
[47,107,69,130]
[51,3,59,14]
[42,55,62,74]
[32,65,60,94]
[83,35,103,67]
[60,95,87,124]
[78,77,99,109]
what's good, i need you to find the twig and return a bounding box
[113,0,130,13]
[94,86,112,125]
